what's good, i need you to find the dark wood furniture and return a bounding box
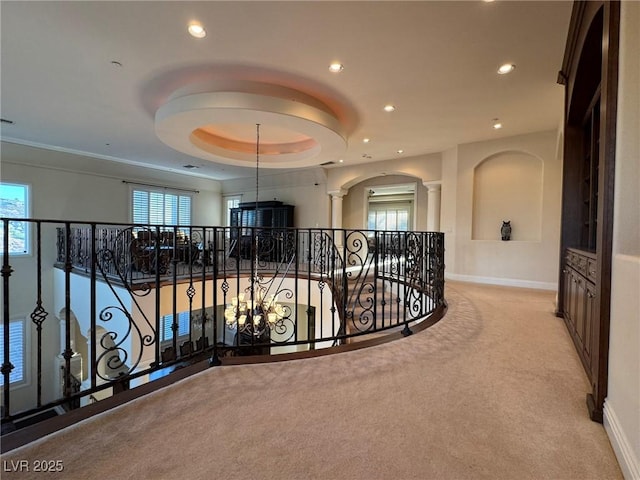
[562,249,597,371]
[556,0,619,423]
[230,201,294,259]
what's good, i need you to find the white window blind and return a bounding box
[368,201,412,231]
[161,311,191,342]
[132,189,191,226]
[0,318,26,386]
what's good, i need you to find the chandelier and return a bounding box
[223,124,287,339]
[224,289,285,337]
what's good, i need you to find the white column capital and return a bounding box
[328,189,347,198]
[423,181,442,192]
[330,192,345,231]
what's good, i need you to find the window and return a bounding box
[0,183,30,255]
[132,189,191,226]
[0,317,27,386]
[367,202,411,231]
[160,311,191,342]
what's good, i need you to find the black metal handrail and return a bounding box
[1,218,445,425]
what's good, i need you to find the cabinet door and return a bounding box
[584,282,596,366]
[230,208,241,228]
[272,206,294,227]
[574,275,586,350]
[563,268,573,322]
[568,269,580,333]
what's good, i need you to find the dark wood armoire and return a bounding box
[229,201,295,259]
[556,0,619,423]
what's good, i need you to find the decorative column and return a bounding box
[329,189,347,230]
[328,189,347,246]
[424,182,441,232]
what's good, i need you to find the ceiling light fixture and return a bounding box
[329,63,344,73]
[363,138,370,143]
[188,22,206,38]
[384,105,396,112]
[155,86,347,169]
[224,124,287,338]
[339,159,344,163]
[397,149,404,154]
[492,119,503,129]
[497,63,516,75]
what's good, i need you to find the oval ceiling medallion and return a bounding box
[155,90,347,168]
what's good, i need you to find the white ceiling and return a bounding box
[0,1,572,181]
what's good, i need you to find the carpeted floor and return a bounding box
[0,282,623,479]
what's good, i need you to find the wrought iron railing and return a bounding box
[1,218,445,425]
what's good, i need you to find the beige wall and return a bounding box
[220,168,330,228]
[326,152,441,194]
[605,2,640,478]
[444,130,562,289]
[441,146,459,273]
[0,142,222,226]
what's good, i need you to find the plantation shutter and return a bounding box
[149,192,164,225]
[178,195,191,226]
[161,312,191,341]
[0,319,25,385]
[132,189,191,226]
[367,201,412,231]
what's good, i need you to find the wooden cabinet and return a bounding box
[557,0,619,423]
[230,201,294,259]
[562,249,597,380]
[564,251,599,372]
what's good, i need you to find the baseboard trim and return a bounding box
[604,401,640,480]
[445,273,557,291]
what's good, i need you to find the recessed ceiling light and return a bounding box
[188,22,206,38]
[338,159,344,163]
[397,149,404,154]
[493,119,503,129]
[363,138,370,143]
[497,63,516,75]
[384,104,396,112]
[329,63,344,73]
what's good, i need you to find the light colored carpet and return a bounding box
[0,282,622,480]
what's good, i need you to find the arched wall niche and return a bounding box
[471,150,544,241]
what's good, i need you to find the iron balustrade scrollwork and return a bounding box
[2,218,445,425]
